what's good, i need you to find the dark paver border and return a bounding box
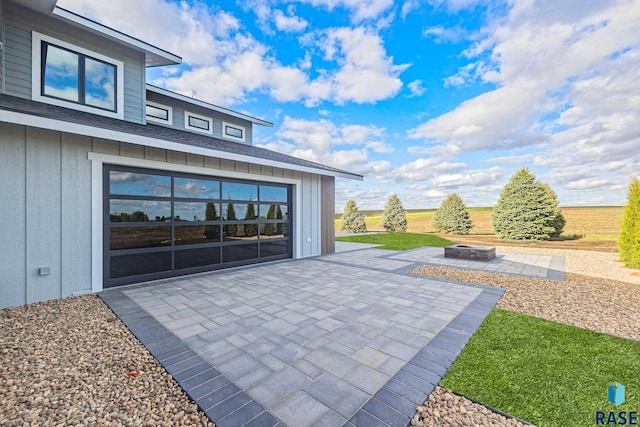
[99,256,505,427]
[344,286,504,427]
[99,290,283,427]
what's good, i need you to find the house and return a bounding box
[0,0,361,309]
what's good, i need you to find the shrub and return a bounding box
[433,193,473,234]
[618,177,640,269]
[491,167,565,240]
[382,193,407,232]
[340,200,367,233]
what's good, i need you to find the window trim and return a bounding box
[145,101,173,125]
[31,31,125,120]
[222,121,246,142]
[184,111,213,134]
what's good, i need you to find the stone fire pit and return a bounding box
[444,244,496,261]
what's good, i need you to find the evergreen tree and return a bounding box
[263,204,276,236]
[382,193,407,232]
[491,167,565,240]
[618,177,640,269]
[432,193,473,234]
[225,203,237,237]
[245,203,258,236]
[339,199,367,233]
[204,202,219,240]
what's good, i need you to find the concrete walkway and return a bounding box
[335,242,565,281]
[100,248,505,427]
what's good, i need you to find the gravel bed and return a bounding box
[0,295,213,427]
[412,387,529,427]
[411,249,640,427]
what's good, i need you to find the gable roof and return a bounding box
[10,0,181,67]
[0,95,362,180]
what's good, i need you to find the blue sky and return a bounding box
[60,0,640,210]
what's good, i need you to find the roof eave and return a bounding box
[52,6,182,67]
[147,85,273,127]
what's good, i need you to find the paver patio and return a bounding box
[100,246,509,426]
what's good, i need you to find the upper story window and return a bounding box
[185,111,213,135]
[223,121,246,142]
[32,32,124,119]
[146,101,173,125]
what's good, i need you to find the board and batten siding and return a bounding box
[0,122,325,309]
[145,91,254,144]
[2,1,145,124]
[0,122,92,309]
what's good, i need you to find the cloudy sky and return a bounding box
[59,0,640,210]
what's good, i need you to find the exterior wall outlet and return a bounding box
[38,267,50,276]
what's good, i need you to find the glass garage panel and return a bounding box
[259,203,288,219]
[110,251,171,279]
[109,200,171,222]
[174,202,220,222]
[223,203,258,221]
[261,241,289,257]
[109,226,171,250]
[175,225,220,245]
[109,171,171,197]
[223,244,258,263]
[222,182,257,201]
[260,186,288,203]
[175,247,221,270]
[174,177,219,199]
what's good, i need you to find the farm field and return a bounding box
[335,206,624,252]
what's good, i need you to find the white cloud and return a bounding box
[256,116,394,173]
[299,0,394,23]
[407,79,427,96]
[273,9,308,33]
[409,0,640,176]
[59,0,407,107]
[422,25,467,43]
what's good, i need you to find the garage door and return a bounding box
[104,165,292,287]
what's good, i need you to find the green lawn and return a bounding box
[441,309,640,427]
[335,232,453,250]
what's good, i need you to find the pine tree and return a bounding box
[263,204,276,236]
[225,203,237,237]
[618,177,640,269]
[204,202,219,239]
[339,199,367,233]
[245,203,258,236]
[382,193,407,232]
[432,193,473,234]
[491,167,565,240]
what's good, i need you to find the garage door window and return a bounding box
[104,165,292,287]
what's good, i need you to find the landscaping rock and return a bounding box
[0,295,214,427]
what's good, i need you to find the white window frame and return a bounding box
[184,111,213,135]
[31,31,125,120]
[222,121,246,142]
[145,101,173,125]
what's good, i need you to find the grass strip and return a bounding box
[441,309,640,427]
[335,232,454,250]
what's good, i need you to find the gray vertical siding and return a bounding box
[2,2,145,123]
[0,122,327,309]
[0,123,27,308]
[25,127,62,304]
[60,133,92,295]
[320,176,335,254]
